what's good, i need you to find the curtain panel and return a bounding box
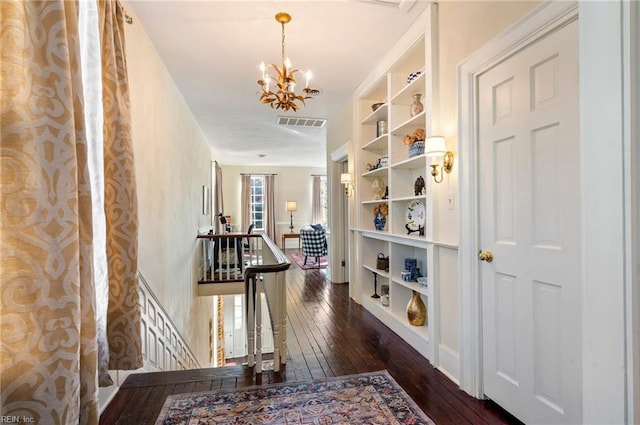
[214,161,224,234]
[241,174,251,231]
[98,0,142,379]
[0,1,99,422]
[1,1,141,422]
[311,176,322,224]
[264,175,276,241]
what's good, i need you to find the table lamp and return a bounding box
[286,201,297,232]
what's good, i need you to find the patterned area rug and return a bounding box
[287,251,327,270]
[155,371,434,425]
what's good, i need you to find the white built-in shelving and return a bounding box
[351,4,441,362]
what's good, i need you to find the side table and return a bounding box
[281,232,300,251]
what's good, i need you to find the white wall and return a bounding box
[326,102,355,284]
[219,165,326,247]
[434,0,540,380]
[124,5,214,366]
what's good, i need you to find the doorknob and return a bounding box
[478,250,494,262]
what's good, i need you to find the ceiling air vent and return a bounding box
[277,116,327,128]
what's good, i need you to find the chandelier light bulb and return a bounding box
[260,62,266,79]
[285,57,291,70]
[305,70,312,88]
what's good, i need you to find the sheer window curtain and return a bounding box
[311,176,322,224]
[0,1,141,422]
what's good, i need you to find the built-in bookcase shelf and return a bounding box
[352,4,439,362]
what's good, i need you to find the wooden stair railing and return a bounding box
[244,235,290,373]
[196,232,290,372]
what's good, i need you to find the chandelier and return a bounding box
[258,12,318,112]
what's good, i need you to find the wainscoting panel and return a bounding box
[99,273,202,412]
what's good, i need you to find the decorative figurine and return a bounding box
[414,176,425,196]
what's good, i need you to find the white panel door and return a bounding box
[478,20,581,424]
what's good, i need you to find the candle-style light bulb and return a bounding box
[285,57,291,70]
[305,70,312,88]
[260,62,266,80]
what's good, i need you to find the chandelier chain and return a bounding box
[281,21,286,66]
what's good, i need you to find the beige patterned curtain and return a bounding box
[1,0,141,422]
[0,1,99,422]
[98,0,142,376]
[264,175,276,240]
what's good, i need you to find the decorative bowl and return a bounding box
[417,277,428,287]
[407,71,422,84]
[371,102,384,112]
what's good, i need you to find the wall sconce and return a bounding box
[340,173,354,197]
[286,201,297,232]
[425,136,454,183]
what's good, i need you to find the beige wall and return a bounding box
[125,8,214,366]
[326,102,354,283]
[220,165,326,247]
[433,0,540,368]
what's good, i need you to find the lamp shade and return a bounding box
[340,173,352,185]
[425,136,446,157]
[286,201,297,212]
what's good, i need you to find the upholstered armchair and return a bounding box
[300,226,328,266]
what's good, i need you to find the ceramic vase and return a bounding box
[407,290,426,326]
[410,93,424,117]
[373,211,386,231]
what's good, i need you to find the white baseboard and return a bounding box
[437,343,460,385]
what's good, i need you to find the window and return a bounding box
[250,176,265,230]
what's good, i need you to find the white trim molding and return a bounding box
[624,3,640,422]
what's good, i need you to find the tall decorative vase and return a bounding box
[409,93,424,117]
[406,290,426,326]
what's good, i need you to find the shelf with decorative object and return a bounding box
[362,166,388,178]
[361,103,389,125]
[391,71,426,106]
[362,134,389,151]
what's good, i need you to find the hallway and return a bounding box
[100,262,521,424]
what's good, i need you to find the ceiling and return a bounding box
[127,0,431,167]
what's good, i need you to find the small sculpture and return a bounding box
[414,176,425,196]
[372,178,385,200]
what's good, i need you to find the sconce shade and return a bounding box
[425,136,446,157]
[286,201,298,212]
[340,173,352,185]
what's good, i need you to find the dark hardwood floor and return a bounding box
[100,257,522,425]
